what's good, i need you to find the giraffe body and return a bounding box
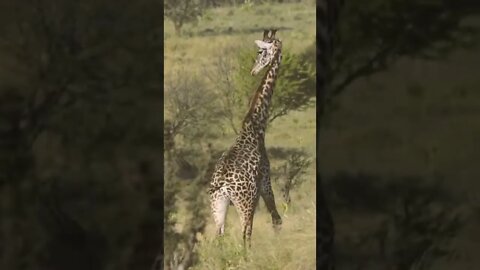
[209,30,282,247]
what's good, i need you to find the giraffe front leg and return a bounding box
[210,191,230,236]
[260,177,282,231]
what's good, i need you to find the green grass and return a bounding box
[165,0,480,268]
[165,2,317,269]
[193,200,316,270]
[164,2,315,77]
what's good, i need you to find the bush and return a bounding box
[164,70,226,269]
[233,46,316,124]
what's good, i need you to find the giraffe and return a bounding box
[208,29,282,248]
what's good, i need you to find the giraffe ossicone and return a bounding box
[208,29,283,248]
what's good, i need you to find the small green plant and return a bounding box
[274,151,311,205]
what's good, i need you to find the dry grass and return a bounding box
[164,2,317,269]
[193,181,317,270]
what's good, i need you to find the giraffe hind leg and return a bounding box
[239,208,254,249]
[210,192,230,236]
[231,195,257,248]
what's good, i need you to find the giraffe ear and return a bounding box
[254,40,272,49]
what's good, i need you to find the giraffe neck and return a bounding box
[241,53,281,139]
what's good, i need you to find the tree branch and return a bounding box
[330,45,394,100]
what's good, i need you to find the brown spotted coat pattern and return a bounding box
[208,30,282,248]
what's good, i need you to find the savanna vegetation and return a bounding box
[164,0,480,269]
[164,1,317,269]
[1,0,479,270]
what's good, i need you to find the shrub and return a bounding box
[234,46,316,124]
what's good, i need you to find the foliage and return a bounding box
[164,0,204,35]
[163,155,181,269]
[205,45,317,133]
[328,173,463,269]
[164,70,225,269]
[203,47,245,134]
[0,1,162,269]
[165,70,224,142]
[231,47,316,128]
[165,9,318,266]
[329,0,478,102]
[273,150,311,205]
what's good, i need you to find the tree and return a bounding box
[315,0,479,269]
[205,46,316,134]
[235,49,316,124]
[164,0,204,36]
[0,0,163,269]
[163,71,224,269]
[327,173,462,269]
[328,0,477,104]
[273,150,311,206]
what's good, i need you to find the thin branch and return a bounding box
[330,45,394,99]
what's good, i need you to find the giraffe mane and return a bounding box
[243,69,271,126]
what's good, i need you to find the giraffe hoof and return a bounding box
[273,217,282,232]
[273,215,282,225]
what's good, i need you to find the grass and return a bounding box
[164,1,317,269]
[165,0,480,268]
[164,2,315,77]
[193,191,317,270]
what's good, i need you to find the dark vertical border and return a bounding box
[160,0,165,266]
[155,0,165,268]
[316,0,343,269]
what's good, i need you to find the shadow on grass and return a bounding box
[267,146,307,161]
[192,26,293,38]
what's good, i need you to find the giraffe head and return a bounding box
[250,29,282,76]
